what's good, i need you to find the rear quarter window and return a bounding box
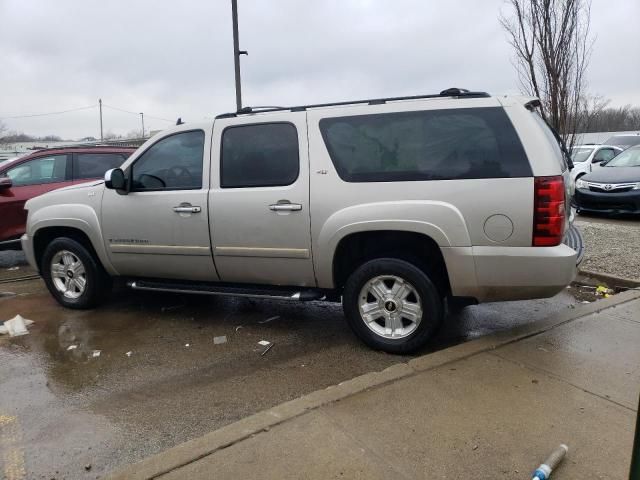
[531,112,568,172]
[319,107,531,182]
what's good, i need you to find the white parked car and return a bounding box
[570,145,622,182]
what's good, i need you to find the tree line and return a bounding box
[574,104,640,134]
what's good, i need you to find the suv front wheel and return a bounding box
[342,258,443,354]
[41,237,111,309]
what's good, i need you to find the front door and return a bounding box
[101,129,218,281]
[0,154,71,244]
[209,112,316,286]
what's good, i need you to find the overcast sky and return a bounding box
[0,0,637,139]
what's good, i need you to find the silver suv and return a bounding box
[22,89,578,353]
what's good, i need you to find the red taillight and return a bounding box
[533,176,565,246]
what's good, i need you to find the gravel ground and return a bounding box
[575,217,640,281]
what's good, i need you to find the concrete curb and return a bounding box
[579,268,640,288]
[107,289,640,480]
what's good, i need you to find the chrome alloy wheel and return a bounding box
[50,250,87,299]
[358,275,423,339]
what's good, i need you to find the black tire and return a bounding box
[342,258,444,354]
[41,237,112,309]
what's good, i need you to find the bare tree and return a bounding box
[574,104,640,133]
[500,0,594,149]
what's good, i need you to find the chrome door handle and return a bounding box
[173,205,201,213]
[269,203,302,212]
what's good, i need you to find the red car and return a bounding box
[0,146,136,250]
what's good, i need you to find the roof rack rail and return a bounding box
[215,88,490,119]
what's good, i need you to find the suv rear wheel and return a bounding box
[342,258,443,353]
[41,237,111,309]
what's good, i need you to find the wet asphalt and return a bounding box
[0,252,607,479]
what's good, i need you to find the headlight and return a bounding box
[575,179,587,189]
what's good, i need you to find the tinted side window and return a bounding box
[319,107,531,182]
[221,123,299,188]
[131,131,204,191]
[6,155,69,186]
[531,112,568,171]
[593,148,616,163]
[74,153,127,180]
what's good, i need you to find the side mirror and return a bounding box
[0,176,12,190]
[104,168,126,191]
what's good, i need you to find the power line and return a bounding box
[102,104,174,123]
[0,105,96,119]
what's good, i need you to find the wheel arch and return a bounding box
[330,230,451,297]
[28,203,115,274]
[314,201,471,292]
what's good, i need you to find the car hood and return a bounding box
[583,167,640,183]
[24,180,105,213]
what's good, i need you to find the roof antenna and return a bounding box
[176,117,184,125]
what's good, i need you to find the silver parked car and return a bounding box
[21,89,578,353]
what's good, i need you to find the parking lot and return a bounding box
[0,215,637,479]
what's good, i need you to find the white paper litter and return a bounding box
[67,345,78,351]
[185,343,190,347]
[1,315,34,337]
[125,351,132,357]
[258,340,271,346]
[7,266,19,271]
[213,335,227,345]
[259,316,280,324]
[91,350,101,358]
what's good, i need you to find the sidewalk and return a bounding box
[109,290,640,480]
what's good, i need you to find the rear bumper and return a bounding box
[20,233,38,272]
[444,243,577,303]
[574,188,640,214]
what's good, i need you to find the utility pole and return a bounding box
[231,0,247,112]
[140,112,145,138]
[98,99,103,142]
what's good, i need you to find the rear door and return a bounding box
[0,154,71,243]
[209,112,316,286]
[72,152,129,183]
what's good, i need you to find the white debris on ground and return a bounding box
[213,335,227,344]
[125,351,133,357]
[258,340,271,346]
[259,316,280,324]
[91,350,101,358]
[67,345,78,351]
[0,314,34,336]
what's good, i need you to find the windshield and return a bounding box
[605,146,640,167]
[571,147,594,162]
[604,135,640,147]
